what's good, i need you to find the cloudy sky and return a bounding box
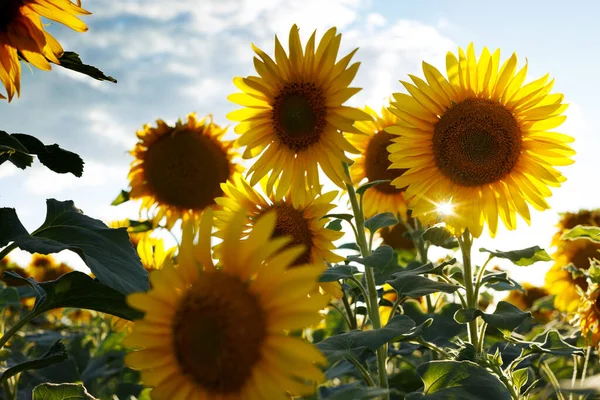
[1,0,598,285]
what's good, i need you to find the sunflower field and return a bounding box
[1,1,599,400]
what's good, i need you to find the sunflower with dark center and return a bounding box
[577,284,600,347]
[504,283,551,322]
[26,253,73,282]
[551,209,600,247]
[214,175,345,298]
[227,24,371,207]
[387,43,575,237]
[0,0,90,101]
[128,114,242,229]
[346,106,409,219]
[124,209,328,400]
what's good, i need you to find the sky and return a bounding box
[1,0,599,286]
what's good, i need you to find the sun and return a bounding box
[228,24,370,207]
[387,43,574,237]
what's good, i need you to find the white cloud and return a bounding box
[0,163,18,179]
[86,108,138,149]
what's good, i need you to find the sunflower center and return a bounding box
[0,0,21,31]
[272,82,326,152]
[380,223,414,251]
[433,98,522,187]
[268,204,314,266]
[144,130,231,210]
[365,130,408,194]
[172,272,266,394]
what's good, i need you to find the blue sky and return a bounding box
[1,0,597,285]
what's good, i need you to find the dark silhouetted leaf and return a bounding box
[1,341,67,385]
[56,51,117,83]
[356,180,390,196]
[319,265,359,282]
[11,134,83,177]
[323,213,354,222]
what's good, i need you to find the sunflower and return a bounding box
[124,208,328,399]
[215,176,344,298]
[136,236,176,273]
[387,43,574,237]
[545,240,600,312]
[108,219,150,248]
[379,283,399,325]
[0,0,90,101]
[504,282,551,322]
[228,25,370,206]
[26,254,73,282]
[551,209,600,247]
[128,114,242,229]
[577,284,600,347]
[346,106,409,219]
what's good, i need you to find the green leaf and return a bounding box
[317,315,431,362]
[527,330,585,356]
[111,190,130,206]
[356,180,390,196]
[407,360,512,400]
[0,199,149,294]
[0,130,33,169]
[480,246,552,266]
[127,220,154,233]
[348,245,394,269]
[561,225,600,243]
[32,382,97,399]
[3,271,143,320]
[422,226,458,249]
[453,302,531,331]
[512,368,529,391]
[55,51,117,83]
[11,134,84,177]
[322,213,354,222]
[0,286,20,309]
[480,272,523,292]
[387,274,459,298]
[364,212,398,233]
[326,219,343,231]
[319,265,359,282]
[319,383,392,400]
[338,242,360,251]
[1,341,68,385]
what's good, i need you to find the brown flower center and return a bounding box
[143,129,231,210]
[272,82,326,152]
[433,98,522,187]
[172,272,266,394]
[380,223,414,251]
[365,130,408,194]
[0,0,22,31]
[267,204,314,266]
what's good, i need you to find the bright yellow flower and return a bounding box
[215,176,344,298]
[128,114,242,229]
[124,209,328,399]
[0,0,89,101]
[388,43,574,237]
[136,236,176,273]
[577,284,600,347]
[346,106,408,219]
[228,25,370,207]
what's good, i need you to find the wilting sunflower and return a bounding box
[0,0,90,101]
[347,106,409,218]
[388,43,574,237]
[577,284,600,347]
[215,176,344,298]
[551,209,600,247]
[124,209,328,399]
[504,283,551,322]
[128,114,242,229]
[26,254,73,282]
[228,25,370,206]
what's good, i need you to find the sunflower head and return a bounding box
[345,105,409,219]
[26,254,73,282]
[387,43,574,237]
[136,237,176,273]
[228,25,371,206]
[552,209,600,246]
[124,209,328,399]
[577,284,600,347]
[0,0,90,101]
[128,113,242,229]
[504,282,551,322]
[215,176,344,298]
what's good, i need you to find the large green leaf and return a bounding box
[11,134,84,177]
[0,341,67,385]
[406,360,511,400]
[387,275,459,298]
[317,315,431,362]
[356,180,390,196]
[55,51,117,83]
[32,382,97,400]
[422,226,458,249]
[364,213,398,233]
[319,265,359,282]
[561,225,600,243]
[348,245,394,269]
[0,199,149,294]
[480,246,551,266]
[454,301,531,331]
[4,271,143,320]
[527,330,585,356]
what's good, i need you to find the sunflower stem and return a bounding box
[0,243,18,263]
[347,355,377,387]
[458,230,479,351]
[344,164,389,397]
[541,360,566,400]
[341,287,358,330]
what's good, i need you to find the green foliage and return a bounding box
[326,219,344,231]
[422,226,458,249]
[364,212,398,233]
[356,180,391,196]
[527,330,585,356]
[0,131,84,176]
[561,225,600,243]
[0,199,149,293]
[32,382,97,400]
[56,52,117,83]
[111,190,130,206]
[386,261,460,298]
[319,382,393,399]
[454,301,532,331]
[480,246,552,266]
[349,245,394,268]
[0,341,67,385]
[320,265,360,282]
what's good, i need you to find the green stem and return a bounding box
[347,356,377,387]
[580,346,592,389]
[541,361,566,400]
[458,231,479,351]
[570,354,578,400]
[330,303,353,330]
[473,255,493,302]
[344,164,389,397]
[0,312,38,350]
[341,288,358,330]
[414,338,451,359]
[2,381,13,400]
[0,243,17,262]
[349,276,371,323]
